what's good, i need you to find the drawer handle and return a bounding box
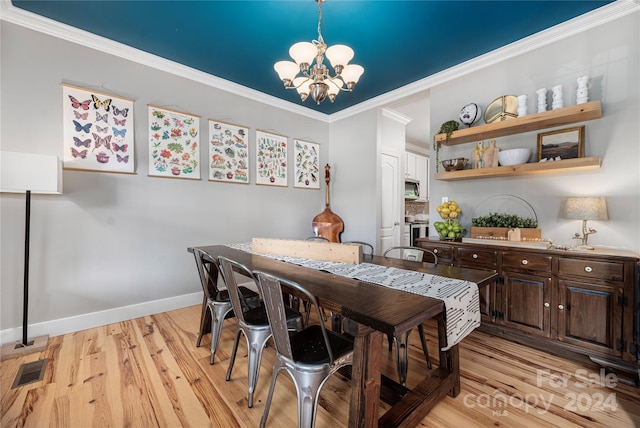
[584,266,593,273]
[433,249,438,254]
[544,302,550,308]
[558,304,564,310]
[472,253,478,259]
[521,259,528,265]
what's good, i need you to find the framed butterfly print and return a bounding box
[293,139,320,189]
[62,84,135,173]
[148,106,200,179]
[208,120,249,184]
[256,130,287,187]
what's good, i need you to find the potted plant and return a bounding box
[433,120,459,172]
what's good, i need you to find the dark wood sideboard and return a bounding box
[417,238,640,386]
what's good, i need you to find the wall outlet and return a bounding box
[441,196,448,203]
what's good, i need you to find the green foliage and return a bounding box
[471,212,538,228]
[166,142,183,153]
[433,120,459,172]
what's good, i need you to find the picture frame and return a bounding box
[148,105,200,179]
[293,139,320,189]
[208,119,249,184]
[62,84,135,173]
[255,130,287,186]
[537,125,585,161]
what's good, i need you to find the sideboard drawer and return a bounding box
[457,247,497,268]
[418,243,453,262]
[502,251,552,272]
[558,258,625,282]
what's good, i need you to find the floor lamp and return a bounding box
[1,151,62,360]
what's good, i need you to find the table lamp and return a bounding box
[0,151,62,359]
[563,197,608,250]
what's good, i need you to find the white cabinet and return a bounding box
[403,224,410,246]
[405,152,429,202]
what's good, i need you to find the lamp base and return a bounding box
[0,335,49,361]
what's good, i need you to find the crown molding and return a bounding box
[381,108,412,125]
[2,1,637,124]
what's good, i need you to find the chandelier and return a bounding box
[274,0,364,105]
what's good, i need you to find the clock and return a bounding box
[459,103,482,127]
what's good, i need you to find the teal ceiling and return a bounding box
[12,0,612,114]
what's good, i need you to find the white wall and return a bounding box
[327,109,378,246]
[0,22,330,341]
[429,12,640,253]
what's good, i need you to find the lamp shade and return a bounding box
[564,197,608,220]
[325,44,354,68]
[0,151,62,194]
[289,42,317,66]
[340,64,364,85]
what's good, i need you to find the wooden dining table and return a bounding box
[189,245,497,427]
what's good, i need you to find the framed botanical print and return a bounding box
[208,120,249,183]
[255,130,287,186]
[148,106,200,179]
[293,139,320,189]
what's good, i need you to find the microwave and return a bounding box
[404,179,420,200]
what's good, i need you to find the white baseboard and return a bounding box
[0,292,202,346]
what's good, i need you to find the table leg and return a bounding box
[348,323,383,428]
[437,313,460,397]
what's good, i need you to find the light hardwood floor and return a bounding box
[2,305,639,427]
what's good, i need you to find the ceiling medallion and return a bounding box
[274,0,364,105]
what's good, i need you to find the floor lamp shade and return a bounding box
[0,151,63,194]
[1,151,62,355]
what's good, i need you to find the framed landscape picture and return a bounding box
[537,126,585,161]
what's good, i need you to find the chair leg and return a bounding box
[245,329,272,408]
[226,328,243,380]
[260,359,283,428]
[196,295,209,347]
[417,324,432,370]
[294,368,325,428]
[393,329,412,386]
[210,303,233,365]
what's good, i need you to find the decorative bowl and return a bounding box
[441,158,468,171]
[498,148,531,166]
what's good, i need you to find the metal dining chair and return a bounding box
[381,246,436,385]
[218,256,303,408]
[304,236,330,242]
[343,240,374,256]
[254,271,354,428]
[192,247,259,365]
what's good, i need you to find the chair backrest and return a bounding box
[383,246,438,264]
[304,236,330,242]
[343,241,374,256]
[254,271,336,363]
[218,256,256,324]
[192,247,222,300]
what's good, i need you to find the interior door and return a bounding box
[380,152,401,254]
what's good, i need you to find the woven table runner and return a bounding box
[226,242,480,350]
